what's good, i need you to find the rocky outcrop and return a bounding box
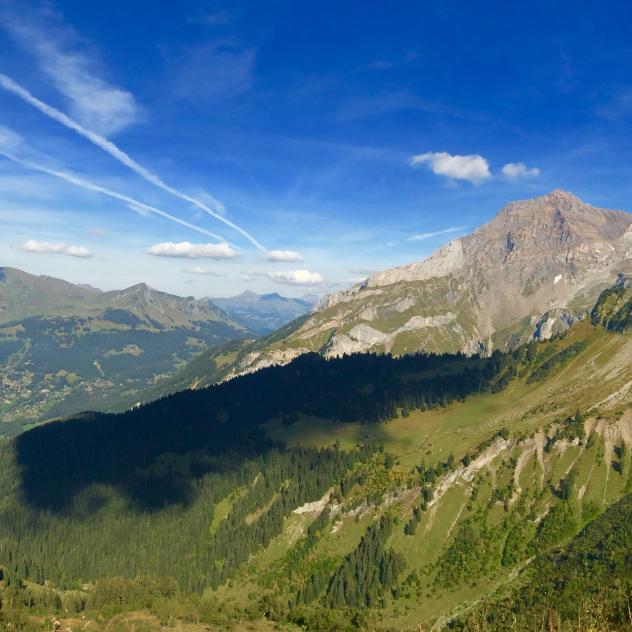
[533,309,583,341]
[367,239,465,288]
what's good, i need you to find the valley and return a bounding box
[1,193,632,632]
[0,279,630,630]
[0,270,320,431]
[209,291,316,334]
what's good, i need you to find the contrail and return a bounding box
[0,149,229,242]
[0,72,267,252]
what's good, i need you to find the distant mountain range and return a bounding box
[206,290,317,334]
[0,268,252,430]
[211,190,632,380]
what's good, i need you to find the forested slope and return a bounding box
[0,284,631,630]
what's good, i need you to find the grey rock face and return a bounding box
[533,309,583,341]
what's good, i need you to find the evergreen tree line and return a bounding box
[296,516,404,609]
[14,345,530,513]
[0,333,565,610]
[0,443,376,593]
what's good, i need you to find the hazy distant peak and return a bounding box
[260,292,286,301]
[210,291,315,333]
[228,290,257,300]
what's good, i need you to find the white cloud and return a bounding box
[268,269,324,286]
[407,226,466,241]
[267,249,303,262]
[410,151,491,183]
[182,266,224,276]
[0,126,23,152]
[501,162,541,179]
[147,241,238,259]
[0,10,139,135]
[242,269,325,286]
[20,239,92,258]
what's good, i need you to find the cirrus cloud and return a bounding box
[501,162,541,179]
[407,226,466,242]
[20,239,92,258]
[147,241,238,259]
[182,266,225,276]
[0,125,23,151]
[267,249,303,262]
[0,7,140,135]
[410,151,491,183]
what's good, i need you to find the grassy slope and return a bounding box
[269,322,627,461]
[1,317,630,630]
[214,321,632,629]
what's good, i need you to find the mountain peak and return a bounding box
[236,290,259,300]
[124,282,150,292]
[498,189,588,219]
[487,189,632,244]
[540,189,583,203]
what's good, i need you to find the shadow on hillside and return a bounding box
[13,387,272,513]
[13,350,497,514]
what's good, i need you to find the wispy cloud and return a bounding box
[182,266,225,276]
[0,5,139,135]
[0,126,23,151]
[190,189,226,216]
[0,128,226,241]
[596,88,632,121]
[20,239,92,258]
[267,249,303,262]
[407,226,466,241]
[501,162,541,179]
[361,50,419,72]
[337,91,435,123]
[190,11,232,26]
[147,242,238,259]
[171,41,256,101]
[336,90,485,124]
[410,151,491,184]
[0,74,267,251]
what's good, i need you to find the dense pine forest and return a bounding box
[14,346,525,511]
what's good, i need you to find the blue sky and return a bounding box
[1,0,632,297]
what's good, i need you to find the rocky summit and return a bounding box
[227,190,632,377]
